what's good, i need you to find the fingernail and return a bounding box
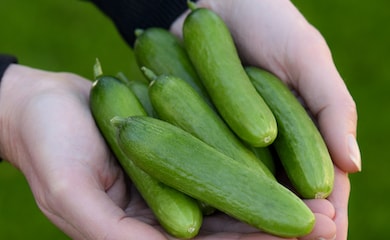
[348,134,361,171]
[316,235,336,240]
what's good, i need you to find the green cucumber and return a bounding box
[144,68,274,179]
[89,62,202,238]
[246,66,334,199]
[116,72,157,118]
[183,6,277,147]
[112,116,315,238]
[133,27,212,106]
[251,146,276,175]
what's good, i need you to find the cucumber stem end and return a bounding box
[93,58,104,79]
[134,28,144,38]
[141,66,158,82]
[110,116,127,128]
[187,1,198,11]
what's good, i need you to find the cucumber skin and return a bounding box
[251,146,276,175]
[133,27,211,105]
[115,72,157,118]
[115,116,315,238]
[183,8,277,147]
[148,74,275,179]
[127,80,158,118]
[89,76,202,238]
[246,67,334,199]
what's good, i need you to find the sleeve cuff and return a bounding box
[0,54,17,162]
[0,54,18,85]
[91,0,198,47]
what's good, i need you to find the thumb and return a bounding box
[39,173,168,240]
[291,42,361,173]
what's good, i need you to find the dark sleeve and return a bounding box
[0,54,17,162]
[0,54,18,86]
[90,0,198,47]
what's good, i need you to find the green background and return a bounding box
[0,0,388,239]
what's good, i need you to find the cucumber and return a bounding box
[133,27,212,106]
[246,66,334,199]
[144,68,274,179]
[116,72,157,118]
[89,62,202,238]
[112,116,315,238]
[251,146,276,175]
[183,6,277,147]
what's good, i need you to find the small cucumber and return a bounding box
[183,6,277,147]
[89,62,202,238]
[144,68,274,179]
[251,146,276,176]
[116,72,157,118]
[246,66,334,199]
[133,27,212,105]
[112,116,315,238]
[120,70,214,215]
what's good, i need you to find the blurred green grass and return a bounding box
[0,0,388,239]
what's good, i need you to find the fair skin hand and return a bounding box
[171,0,360,239]
[0,0,359,239]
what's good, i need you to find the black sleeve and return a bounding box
[0,54,18,86]
[90,0,198,47]
[0,54,17,162]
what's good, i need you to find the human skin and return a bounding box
[0,64,336,240]
[0,0,358,239]
[170,0,360,239]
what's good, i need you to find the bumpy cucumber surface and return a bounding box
[113,116,315,238]
[133,27,211,105]
[183,7,277,147]
[89,74,202,238]
[246,67,334,199]
[146,71,275,179]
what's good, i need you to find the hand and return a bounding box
[170,0,360,239]
[0,65,168,239]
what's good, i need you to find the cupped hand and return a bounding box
[170,0,359,239]
[0,65,168,239]
[171,0,360,174]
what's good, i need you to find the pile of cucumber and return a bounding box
[89,3,334,239]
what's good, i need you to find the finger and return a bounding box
[327,167,350,240]
[194,232,296,240]
[39,209,88,240]
[197,212,296,240]
[299,213,336,240]
[283,29,361,173]
[43,173,168,240]
[304,199,335,219]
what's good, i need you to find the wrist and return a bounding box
[0,55,18,162]
[0,65,92,168]
[0,55,18,85]
[0,64,50,165]
[0,64,24,163]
